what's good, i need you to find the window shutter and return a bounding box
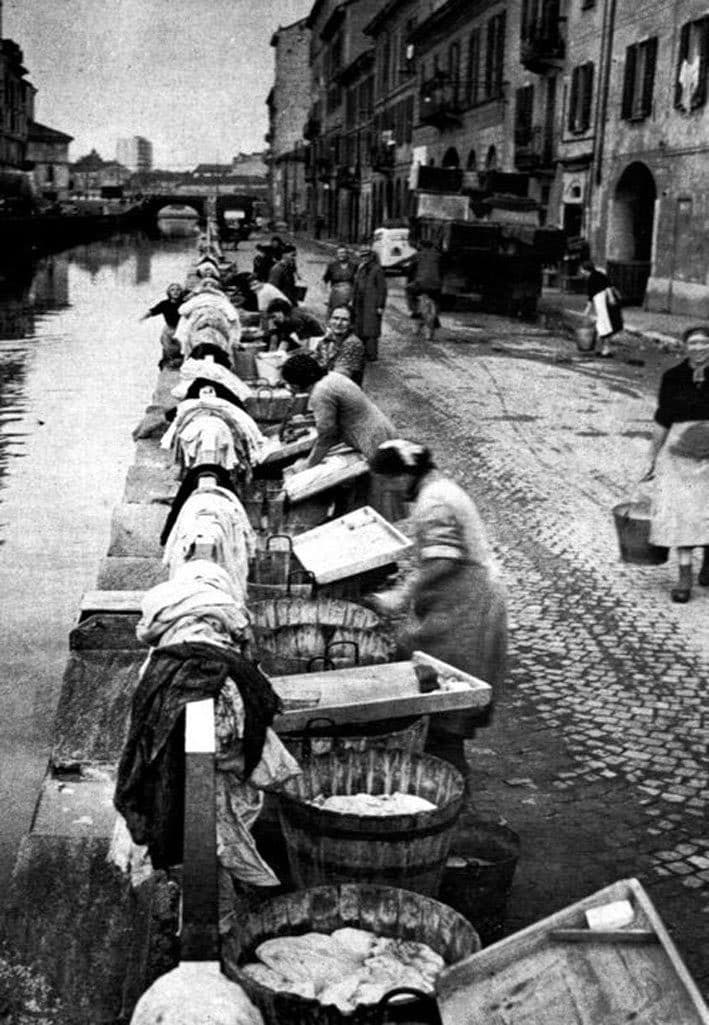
[694,16,709,108]
[568,66,579,131]
[581,62,594,130]
[496,12,507,96]
[641,37,658,116]
[675,21,690,108]
[485,19,495,96]
[621,44,636,119]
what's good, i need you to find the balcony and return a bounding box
[514,126,557,171]
[520,20,565,73]
[419,75,463,129]
[370,143,396,174]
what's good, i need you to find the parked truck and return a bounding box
[409,167,566,318]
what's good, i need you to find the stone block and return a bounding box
[108,504,166,558]
[96,556,167,591]
[123,463,178,504]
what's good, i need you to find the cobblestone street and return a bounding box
[294,239,709,991]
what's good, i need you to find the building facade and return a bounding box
[116,136,153,173]
[268,18,310,230]
[0,29,36,205]
[70,150,131,197]
[27,121,73,200]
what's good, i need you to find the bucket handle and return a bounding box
[307,655,336,672]
[265,534,293,554]
[286,568,316,596]
[325,639,360,667]
[375,988,442,1025]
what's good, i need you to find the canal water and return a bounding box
[0,232,195,902]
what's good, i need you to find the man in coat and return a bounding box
[352,246,387,362]
[268,244,299,306]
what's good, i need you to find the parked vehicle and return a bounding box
[372,223,417,275]
[409,168,566,317]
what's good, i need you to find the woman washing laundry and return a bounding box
[644,325,709,603]
[367,440,508,775]
[580,260,623,358]
[280,353,395,469]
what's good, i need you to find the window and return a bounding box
[485,12,506,99]
[515,84,535,145]
[449,40,461,100]
[581,0,595,8]
[404,95,414,144]
[379,34,391,97]
[567,61,594,133]
[466,29,481,105]
[675,16,709,111]
[621,37,658,120]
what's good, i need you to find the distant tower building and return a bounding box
[116,136,153,172]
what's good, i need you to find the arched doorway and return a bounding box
[466,149,477,170]
[442,146,460,168]
[608,161,656,303]
[485,145,498,170]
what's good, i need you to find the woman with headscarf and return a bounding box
[323,245,357,315]
[645,325,709,602]
[367,440,508,774]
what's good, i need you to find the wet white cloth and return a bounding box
[253,283,289,312]
[175,357,254,403]
[162,398,275,468]
[162,487,255,591]
[137,559,250,648]
[178,413,239,470]
[650,420,709,546]
[310,792,437,815]
[175,293,242,355]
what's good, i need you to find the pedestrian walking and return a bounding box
[580,260,623,358]
[322,245,357,315]
[139,282,187,369]
[644,325,709,603]
[352,246,387,362]
[367,440,508,775]
[280,353,395,468]
[407,239,443,342]
[312,305,366,386]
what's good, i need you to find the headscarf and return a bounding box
[683,326,709,384]
[369,438,435,477]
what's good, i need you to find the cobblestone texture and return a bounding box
[291,241,709,993]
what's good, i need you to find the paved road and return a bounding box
[269,236,709,991]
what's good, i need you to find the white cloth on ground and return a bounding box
[162,487,255,592]
[591,289,613,338]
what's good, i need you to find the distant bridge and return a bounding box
[138,193,266,226]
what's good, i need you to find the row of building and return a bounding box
[266,0,709,316]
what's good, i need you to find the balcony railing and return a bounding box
[514,125,557,170]
[370,143,396,173]
[419,75,463,128]
[520,20,565,73]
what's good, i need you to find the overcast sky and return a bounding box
[4,0,311,169]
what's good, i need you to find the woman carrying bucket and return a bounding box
[579,260,623,359]
[643,325,709,603]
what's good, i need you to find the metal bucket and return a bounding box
[612,501,669,566]
[575,324,596,352]
[438,819,520,945]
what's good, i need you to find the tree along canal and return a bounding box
[0,232,195,903]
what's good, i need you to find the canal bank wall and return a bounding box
[1,362,183,1022]
[0,209,156,263]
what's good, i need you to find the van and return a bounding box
[372,225,416,274]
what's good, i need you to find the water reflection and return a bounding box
[0,230,195,902]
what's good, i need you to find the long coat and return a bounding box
[352,258,387,340]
